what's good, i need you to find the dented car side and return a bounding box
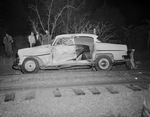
[13,34,134,73]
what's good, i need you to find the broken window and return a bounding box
[56,37,74,46]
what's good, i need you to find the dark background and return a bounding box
[0,0,150,54]
[0,0,150,36]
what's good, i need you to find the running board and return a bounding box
[40,65,91,70]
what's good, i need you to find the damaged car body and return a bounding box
[13,34,135,73]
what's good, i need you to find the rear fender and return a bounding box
[94,53,114,62]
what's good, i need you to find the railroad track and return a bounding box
[0,70,149,103]
[0,83,148,103]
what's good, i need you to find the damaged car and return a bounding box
[12,33,135,73]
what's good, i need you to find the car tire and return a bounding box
[21,58,39,74]
[95,55,113,71]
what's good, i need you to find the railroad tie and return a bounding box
[88,87,101,95]
[25,91,36,100]
[53,88,61,97]
[125,84,142,91]
[4,92,15,102]
[73,89,85,96]
[134,84,149,90]
[105,86,119,94]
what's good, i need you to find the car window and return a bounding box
[56,37,74,46]
[74,36,93,40]
[74,36,94,45]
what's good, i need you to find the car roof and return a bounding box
[55,33,100,42]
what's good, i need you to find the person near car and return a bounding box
[35,31,42,46]
[3,33,13,57]
[28,31,36,47]
[42,30,51,45]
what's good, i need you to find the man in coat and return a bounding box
[42,30,51,45]
[3,33,13,57]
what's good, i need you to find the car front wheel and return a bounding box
[21,58,39,73]
[95,55,113,71]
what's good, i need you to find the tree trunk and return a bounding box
[148,32,150,54]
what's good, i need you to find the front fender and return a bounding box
[19,56,46,67]
[31,56,46,66]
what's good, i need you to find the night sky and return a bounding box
[0,0,150,36]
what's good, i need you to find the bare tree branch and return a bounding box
[50,5,75,38]
[28,17,38,33]
[47,0,54,32]
[95,21,116,42]
[29,3,46,32]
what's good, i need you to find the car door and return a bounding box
[52,36,76,65]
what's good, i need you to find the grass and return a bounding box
[134,52,150,69]
[0,56,19,75]
[0,56,15,65]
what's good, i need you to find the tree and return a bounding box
[0,2,3,28]
[121,25,135,48]
[59,0,91,34]
[28,0,124,43]
[93,1,125,28]
[89,1,126,42]
[95,21,117,42]
[28,0,75,43]
[145,20,150,54]
[0,1,6,46]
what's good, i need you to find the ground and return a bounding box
[0,70,149,117]
[0,51,150,117]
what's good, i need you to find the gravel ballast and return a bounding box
[0,86,146,117]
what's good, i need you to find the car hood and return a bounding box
[18,45,52,57]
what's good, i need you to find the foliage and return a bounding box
[28,0,122,43]
[121,24,150,53]
[59,0,88,34]
[92,1,125,28]
[121,25,134,48]
[95,21,117,42]
[90,1,126,42]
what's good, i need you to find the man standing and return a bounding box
[35,32,42,46]
[42,30,50,45]
[28,32,36,47]
[3,33,13,57]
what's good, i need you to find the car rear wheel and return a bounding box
[21,58,39,73]
[95,55,112,71]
